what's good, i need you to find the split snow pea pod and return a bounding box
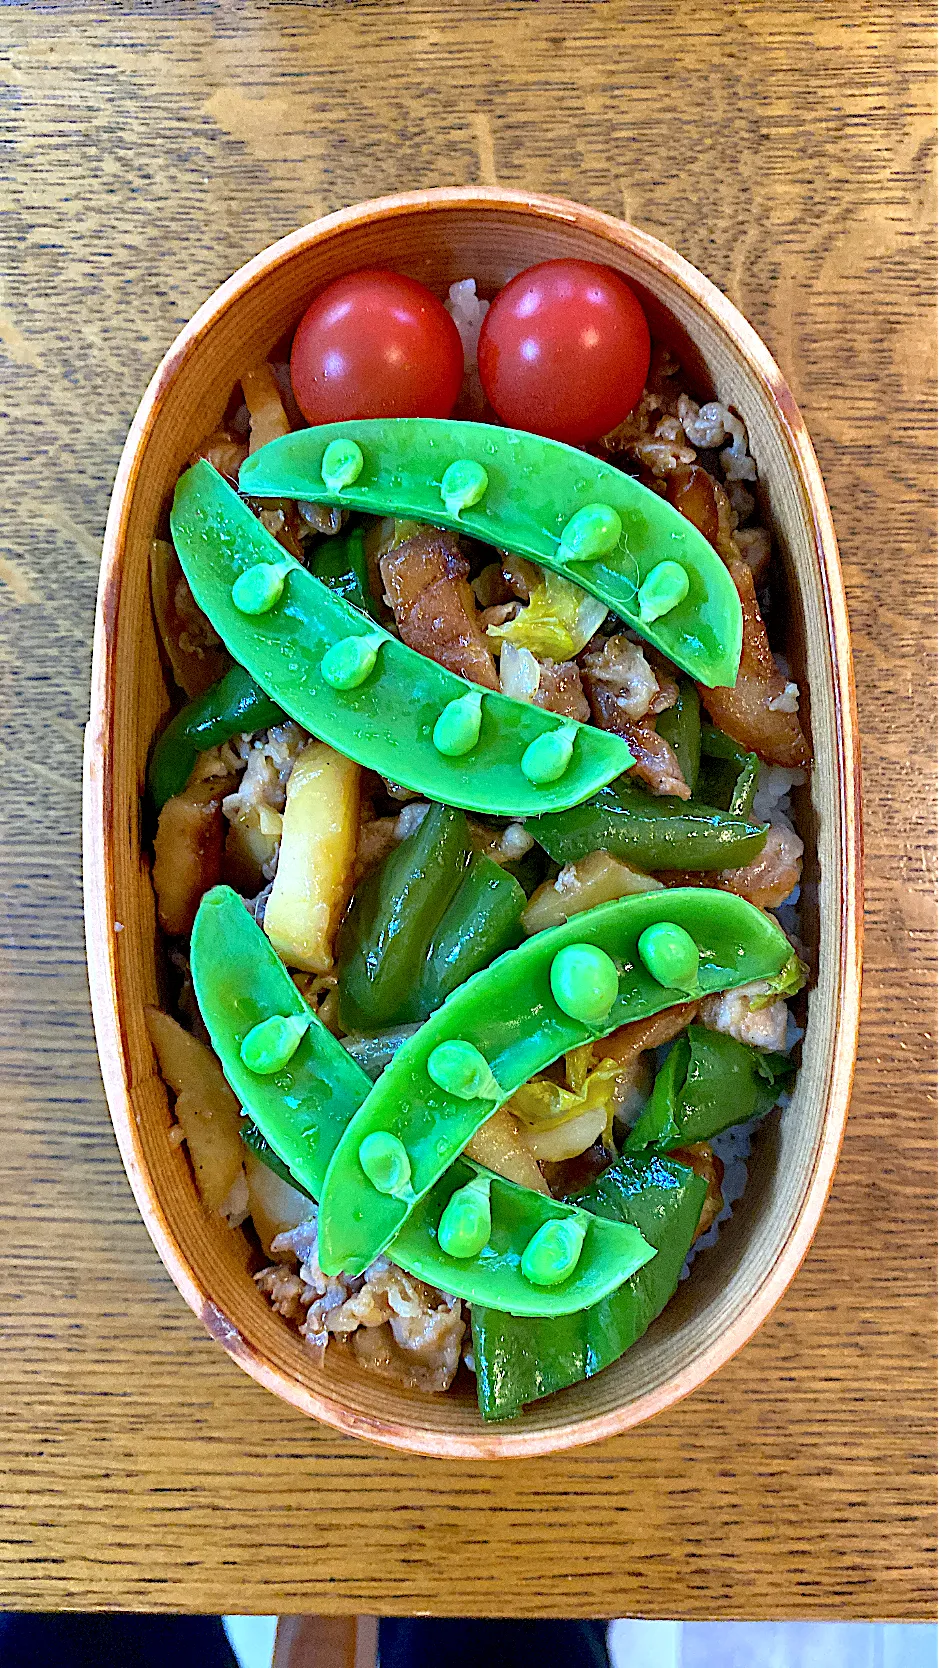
[148,661,285,812]
[171,463,632,818]
[316,888,791,1276]
[623,1025,794,1155]
[191,885,366,1198]
[526,781,769,872]
[195,890,655,1317]
[471,1152,707,1421]
[239,418,743,687]
[656,679,701,794]
[697,723,760,817]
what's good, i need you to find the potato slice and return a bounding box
[522,847,662,937]
[145,1008,244,1214]
[263,741,361,973]
[244,1150,315,1257]
[463,1106,549,1195]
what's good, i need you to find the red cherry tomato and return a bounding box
[477,259,651,445]
[290,269,464,424]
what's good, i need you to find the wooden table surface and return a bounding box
[1,0,935,1621]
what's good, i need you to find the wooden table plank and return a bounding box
[0,0,934,1619]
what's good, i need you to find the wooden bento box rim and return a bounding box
[83,187,863,1458]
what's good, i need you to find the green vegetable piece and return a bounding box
[148,662,285,813]
[321,436,364,491]
[312,526,378,618]
[231,561,291,616]
[337,801,470,1032]
[433,689,483,757]
[637,559,690,623]
[239,1013,310,1075]
[194,887,657,1320]
[471,1153,707,1420]
[521,1216,587,1287]
[172,462,632,817]
[427,1040,501,1101]
[549,942,620,1025]
[320,630,385,690]
[750,949,808,1008]
[624,1026,795,1153]
[316,888,791,1276]
[238,419,744,686]
[417,852,525,1019]
[441,458,488,517]
[637,921,701,995]
[558,503,623,562]
[527,780,769,872]
[437,1173,492,1259]
[698,723,759,816]
[656,679,700,793]
[358,1130,413,1198]
[521,722,576,785]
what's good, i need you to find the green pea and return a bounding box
[437,1173,492,1259]
[358,1130,413,1196]
[637,560,690,624]
[231,561,291,615]
[321,437,365,492]
[320,631,385,690]
[549,942,620,1025]
[521,1216,587,1287]
[638,921,701,994]
[239,1012,310,1074]
[433,689,483,757]
[558,503,622,562]
[441,458,488,517]
[521,721,577,785]
[427,1039,502,1101]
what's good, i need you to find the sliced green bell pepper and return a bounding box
[622,1025,793,1154]
[238,419,743,687]
[471,1152,707,1420]
[148,661,285,811]
[312,525,378,618]
[656,679,701,794]
[192,886,654,1317]
[171,462,633,818]
[337,803,526,1032]
[697,724,760,818]
[526,781,769,872]
[317,888,791,1277]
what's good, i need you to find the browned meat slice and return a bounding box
[663,465,811,769]
[582,635,690,798]
[671,1142,725,1239]
[534,658,590,721]
[717,822,803,909]
[152,775,232,936]
[380,530,499,689]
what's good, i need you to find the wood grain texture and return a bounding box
[0,0,935,1620]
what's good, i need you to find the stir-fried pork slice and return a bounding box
[533,658,590,721]
[671,1142,725,1239]
[380,530,499,689]
[582,635,690,798]
[664,465,811,769]
[152,773,233,936]
[717,822,803,910]
[699,982,788,1052]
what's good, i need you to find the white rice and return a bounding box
[445,278,489,370]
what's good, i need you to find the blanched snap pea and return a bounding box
[526,781,769,872]
[238,418,743,687]
[316,888,791,1277]
[191,886,655,1317]
[171,463,632,818]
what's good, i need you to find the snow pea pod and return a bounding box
[239,419,743,687]
[316,889,791,1276]
[171,463,632,818]
[623,1026,793,1154]
[471,1152,707,1420]
[526,781,769,872]
[148,661,285,811]
[193,887,654,1317]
